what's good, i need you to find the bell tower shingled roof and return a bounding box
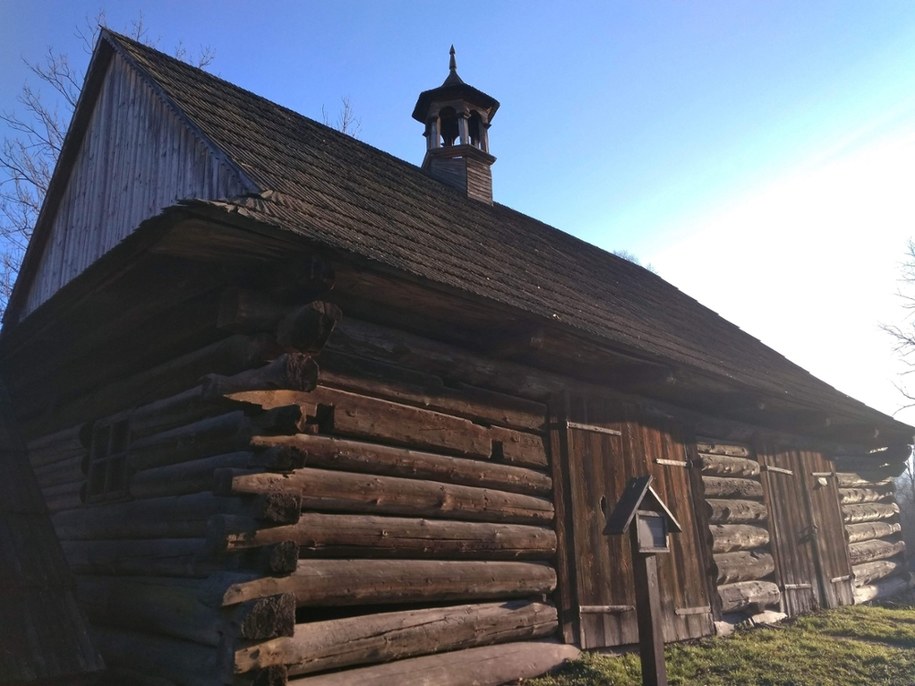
[412,47,499,204]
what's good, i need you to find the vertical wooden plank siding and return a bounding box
[548,394,579,645]
[800,451,854,608]
[561,398,712,649]
[633,417,713,642]
[22,53,251,317]
[564,396,637,648]
[758,448,819,615]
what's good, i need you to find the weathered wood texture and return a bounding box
[696,442,750,458]
[696,440,779,619]
[717,580,781,613]
[220,512,556,560]
[214,332,559,681]
[852,560,907,586]
[836,473,895,489]
[250,433,552,495]
[705,498,768,525]
[839,487,894,505]
[221,559,557,607]
[314,385,548,466]
[318,354,546,432]
[759,449,854,614]
[698,453,760,478]
[701,476,764,499]
[31,311,561,685]
[559,398,713,649]
[845,521,901,544]
[842,502,900,524]
[235,600,558,676]
[19,331,282,434]
[709,525,770,553]
[714,550,776,585]
[21,50,251,317]
[285,640,581,686]
[835,471,908,600]
[218,467,553,524]
[848,539,906,565]
[313,385,493,458]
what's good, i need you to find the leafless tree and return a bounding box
[885,240,915,557]
[322,96,362,139]
[884,241,915,414]
[0,12,213,313]
[613,249,657,274]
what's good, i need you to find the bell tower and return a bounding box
[412,47,500,204]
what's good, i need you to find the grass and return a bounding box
[524,602,915,686]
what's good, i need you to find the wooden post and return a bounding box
[604,476,680,686]
[630,528,667,686]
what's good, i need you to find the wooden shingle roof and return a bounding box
[15,30,915,449]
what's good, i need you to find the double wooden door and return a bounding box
[759,449,853,613]
[554,397,713,649]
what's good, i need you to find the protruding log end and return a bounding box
[276,302,343,353]
[203,353,320,398]
[235,593,296,640]
[260,541,299,575]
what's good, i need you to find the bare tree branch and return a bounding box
[885,240,915,405]
[322,96,362,139]
[0,17,215,316]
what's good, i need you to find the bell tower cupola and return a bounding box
[412,46,500,204]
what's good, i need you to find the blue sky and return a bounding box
[3,1,915,426]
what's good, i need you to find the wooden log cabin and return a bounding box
[2,30,913,685]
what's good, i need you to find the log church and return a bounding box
[1,30,911,685]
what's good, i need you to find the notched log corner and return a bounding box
[231,593,296,641]
[276,302,342,354]
[203,354,320,398]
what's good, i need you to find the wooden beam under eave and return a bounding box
[689,391,770,415]
[483,327,547,359]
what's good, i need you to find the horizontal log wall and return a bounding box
[21,285,345,685]
[696,441,781,615]
[837,472,910,603]
[20,278,566,684]
[285,640,580,686]
[221,311,560,682]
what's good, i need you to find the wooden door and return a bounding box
[759,450,820,614]
[555,397,712,648]
[800,451,855,608]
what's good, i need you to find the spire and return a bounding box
[443,44,464,86]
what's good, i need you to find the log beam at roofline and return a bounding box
[149,207,910,451]
[5,206,910,456]
[483,326,546,359]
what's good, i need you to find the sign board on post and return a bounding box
[636,510,669,553]
[604,475,681,686]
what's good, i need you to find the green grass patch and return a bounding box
[525,603,915,686]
